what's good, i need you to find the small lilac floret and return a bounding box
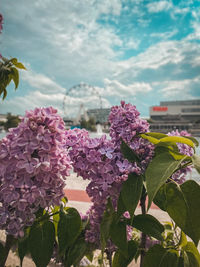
[0,107,71,237]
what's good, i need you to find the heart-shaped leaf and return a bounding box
[155,181,200,246]
[121,173,143,217]
[112,240,138,267]
[143,245,179,267]
[132,214,164,241]
[110,220,128,257]
[146,152,183,209]
[58,207,82,255]
[29,221,55,267]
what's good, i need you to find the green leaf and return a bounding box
[117,193,126,218]
[179,232,188,248]
[14,62,26,69]
[120,139,140,163]
[143,132,167,139]
[164,181,200,245]
[10,58,18,64]
[0,243,6,266]
[183,242,200,265]
[182,251,190,267]
[100,199,115,252]
[141,134,196,149]
[110,220,128,257]
[143,245,179,267]
[2,89,7,100]
[159,249,179,267]
[159,136,195,148]
[29,221,55,267]
[18,236,29,267]
[153,184,167,211]
[180,181,200,246]
[146,152,183,209]
[140,134,160,144]
[11,67,19,89]
[112,240,138,267]
[58,207,82,255]
[192,155,200,174]
[178,255,185,267]
[65,237,87,267]
[184,136,199,147]
[143,244,166,267]
[185,252,199,267]
[121,173,143,217]
[132,214,164,241]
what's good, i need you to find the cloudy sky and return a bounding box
[1,0,200,118]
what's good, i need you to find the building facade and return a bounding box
[149,99,200,135]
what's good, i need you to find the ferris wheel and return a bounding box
[63,82,103,124]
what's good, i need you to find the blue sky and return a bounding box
[1,0,200,118]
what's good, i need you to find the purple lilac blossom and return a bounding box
[66,101,154,247]
[0,107,71,237]
[167,130,193,184]
[109,101,154,172]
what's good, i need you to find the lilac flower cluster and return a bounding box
[109,101,154,172]
[66,101,154,246]
[167,130,193,184]
[0,107,71,237]
[66,130,126,245]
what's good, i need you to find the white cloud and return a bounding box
[159,76,200,98]
[0,90,64,116]
[103,78,152,97]
[185,21,200,41]
[150,29,178,40]
[114,39,200,82]
[114,40,183,79]
[1,0,124,85]
[147,1,172,13]
[22,70,66,94]
[96,0,122,16]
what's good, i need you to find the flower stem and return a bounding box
[140,189,147,267]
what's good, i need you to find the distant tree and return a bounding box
[80,117,96,132]
[4,113,20,130]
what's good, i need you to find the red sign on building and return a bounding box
[153,106,168,112]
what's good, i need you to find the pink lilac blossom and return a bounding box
[0,107,71,237]
[66,101,154,247]
[167,130,193,184]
